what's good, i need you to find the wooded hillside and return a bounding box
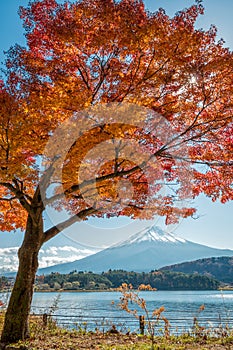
[160,256,233,284]
[33,269,220,291]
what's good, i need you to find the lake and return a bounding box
[31,290,233,335]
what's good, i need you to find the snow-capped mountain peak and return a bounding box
[38,224,233,275]
[115,225,186,247]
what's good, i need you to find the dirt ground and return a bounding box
[0,315,233,349]
[2,330,232,350]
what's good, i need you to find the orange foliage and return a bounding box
[0,0,232,234]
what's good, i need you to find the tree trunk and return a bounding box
[0,215,43,345]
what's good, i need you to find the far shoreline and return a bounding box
[32,287,233,293]
[2,288,233,294]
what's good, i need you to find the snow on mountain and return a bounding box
[38,224,233,275]
[115,225,186,246]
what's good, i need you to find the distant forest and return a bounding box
[160,256,233,284]
[2,255,233,292]
[33,269,220,291]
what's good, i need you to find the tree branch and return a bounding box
[0,181,32,213]
[43,206,98,243]
[0,196,16,201]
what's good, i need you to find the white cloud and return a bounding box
[58,246,93,253]
[0,247,18,255]
[44,247,58,256]
[0,245,98,273]
[0,247,19,272]
[38,255,88,268]
[38,246,98,268]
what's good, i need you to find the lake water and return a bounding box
[31,290,233,335]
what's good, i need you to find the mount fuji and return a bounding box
[38,225,233,274]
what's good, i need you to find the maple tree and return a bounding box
[0,0,232,345]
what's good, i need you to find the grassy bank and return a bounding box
[0,314,233,349]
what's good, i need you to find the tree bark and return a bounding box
[0,215,43,345]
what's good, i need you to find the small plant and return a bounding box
[43,293,61,330]
[117,283,170,349]
[95,316,108,334]
[192,304,208,339]
[219,289,232,337]
[74,320,88,334]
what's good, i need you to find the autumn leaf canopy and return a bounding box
[0,0,232,232]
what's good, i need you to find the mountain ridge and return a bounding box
[38,225,233,275]
[160,256,233,284]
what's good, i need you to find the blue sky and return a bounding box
[0,0,232,250]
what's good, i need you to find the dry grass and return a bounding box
[0,314,232,349]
